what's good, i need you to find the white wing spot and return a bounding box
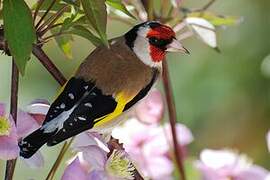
[68,93,75,100]
[54,110,57,113]
[69,122,73,126]
[78,117,86,121]
[62,129,66,132]
[60,103,65,109]
[22,147,29,152]
[56,106,60,109]
[90,92,96,96]
[85,103,92,108]
[84,85,89,90]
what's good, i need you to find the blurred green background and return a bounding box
[0,0,270,179]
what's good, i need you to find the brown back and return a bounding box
[75,37,156,97]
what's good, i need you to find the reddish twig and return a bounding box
[4,60,19,180]
[35,0,57,29]
[37,5,69,36]
[162,60,186,180]
[33,0,46,22]
[32,44,66,86]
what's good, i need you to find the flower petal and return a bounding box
[135,89,164,125]
[62,157,88,180]
[79,145,107,171]
[236,165,270,180]
[22,150,44,168]
[144,156,174,179]
[88,170,107,180]
[186,17,217,48]
[0,103,5,116]
[17,110,40,138]
[72,132,109,152]
[163,123,193,146]
[0,117,19,160]
[26,99,50,125]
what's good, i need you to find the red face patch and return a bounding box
[147,25,175,40]
[147,25,175,62]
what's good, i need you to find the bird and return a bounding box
[19,21,189,158]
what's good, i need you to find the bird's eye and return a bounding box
[149,37,172,48]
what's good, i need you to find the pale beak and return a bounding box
[166,39,190,54]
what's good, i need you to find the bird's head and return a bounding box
[125,21,189,67]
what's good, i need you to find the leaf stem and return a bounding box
[35,0,57,29]
[46,139,73,180]
[38,5,69,36]
[4,59,19,180]
[162,60,186,180]
[33,0,46,22]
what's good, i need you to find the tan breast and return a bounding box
[75,37,156,97]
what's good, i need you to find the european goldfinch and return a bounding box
[19,21,189,158]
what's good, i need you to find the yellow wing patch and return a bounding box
[93,92,134,127]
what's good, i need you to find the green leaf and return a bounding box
[106,0,136,19]
[68,25,102,47]
[188,12,242,27]
[51,28,73,59]
[3,0,36,75]
[80,0,108,46]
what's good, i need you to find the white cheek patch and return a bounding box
[133,27,162,68]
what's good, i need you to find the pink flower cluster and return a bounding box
[0,100,49,168]
[63,89,193,179]
[195,149,270,180]
[112,89,194,179]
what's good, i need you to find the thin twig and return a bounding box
[33,0,46,22]
[201,0,216,11]
[193,0,217,12]
[4,60,19,180]
[32,44,66,86]
[162,60,186,180]
[35,0,57,29]
[46,139,73,180]
[38,5,69,36]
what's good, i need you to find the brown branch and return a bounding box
[162,60,186,180]
[4,60,19,180]
[0,27,10,56]
[32,44,66,86]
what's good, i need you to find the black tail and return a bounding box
[19,128,55,158]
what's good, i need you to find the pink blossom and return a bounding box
[61,157,88,180]
[0,103,19,160]
[0,101,49,168]
[135,89,164,125]
[195,149,270,180]
[112,118,193,179]
[62,146,135,180]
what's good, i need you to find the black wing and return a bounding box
[42,77,94,125]
[46,88,117,146]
